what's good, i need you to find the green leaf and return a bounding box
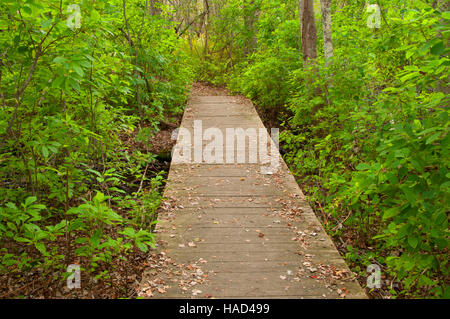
[136,241,148,252]
[22,6,32,14]
[74,237,89,244]
[408,236,419,249]
[15,237,31,243]
[440,181,450,190]
[52,76,65,89]
[121,227,136,237]
[90,229,102,248]
[34,242,48,256]
[356,163,371,171]
[426,133,441,145]
[383,207,400,220]
[406,49,415,59]
[400,72,420,83]
[93,192,105,203]
[41,145,49,158]
[435,212,447,226]
[6,202,18,210]
[68,219,86,231]
[24,196,37,206]
[402,187,417,206]
[418,275,436,287]
[53,57,67,64]
[430,41,444,56]
[90,9,100,22]
[72,65,84,77]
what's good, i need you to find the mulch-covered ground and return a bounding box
[190,82,231,96]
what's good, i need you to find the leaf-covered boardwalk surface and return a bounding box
[140,94,366,299]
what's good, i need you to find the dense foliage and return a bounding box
[192,0,449,298]
[0,0,192,282]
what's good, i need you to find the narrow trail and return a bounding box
[144,93,366,299]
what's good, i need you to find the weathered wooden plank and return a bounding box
[142,94,366,299]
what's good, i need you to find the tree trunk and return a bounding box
[149,0,160,15]
[320,0,333,67]
[301,0,317,66]
[298,0,303,51]
[243,0,257,57]
[203,0,210,56]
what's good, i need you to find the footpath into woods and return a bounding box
[139,90,366,299]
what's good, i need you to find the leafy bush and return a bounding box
[0,0,191,282]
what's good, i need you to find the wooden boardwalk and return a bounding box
[148,94,366,299]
